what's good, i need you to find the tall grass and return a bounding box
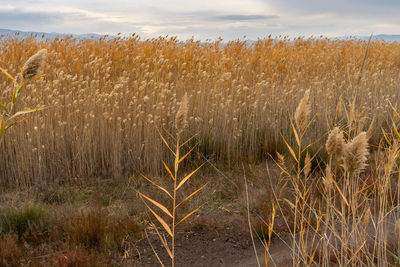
[0,35,400,187]
[268,90,400,266]
[139,93,205,267]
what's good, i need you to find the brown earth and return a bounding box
[130,215,292,267]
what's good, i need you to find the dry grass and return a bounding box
[1,36,400,187]
[2,35,400,266]
[265,90,400,266]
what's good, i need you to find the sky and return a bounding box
[0,0,399,40]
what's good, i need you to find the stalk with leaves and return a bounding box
[138,93,206,267]
[0,49,47,138]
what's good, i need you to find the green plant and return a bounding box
[0,205,47,243]
[0,49,47,139]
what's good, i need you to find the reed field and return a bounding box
[0,35,399,187]
[2,35,400,266]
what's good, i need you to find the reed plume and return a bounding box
[22,49,47,80]
[175,93,189,134]
[294,89,311,132]
[326,127,345,159]
[342,132,369,174]
[303,152,311,178]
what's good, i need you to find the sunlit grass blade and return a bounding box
[157,129,176,156]
[0,67,17,84]
[291,120,300,146]
[176,206,201,226]
[0,103,9,114]
[176,164,204,190]
[145,229,165,267]
[331,177,349,207]
[179,133,199,148]
[163,161,175,181]
[143,201,173,237]
[32,74,46,81]
[154,227,173,259]
[282,135,297,162]
[300,115,316,139]
[178,144,197,164]
[0,119,7,138]
[176,183,208,208]
[9,107,47,120]
[141,174,172,199]
[137,191,173,218]
[16,83,25,95]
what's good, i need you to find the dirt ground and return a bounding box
[131,214,292,267]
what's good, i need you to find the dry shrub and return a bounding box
[69,208,106,249]
[52,248,87,267]
[0,234,23,265]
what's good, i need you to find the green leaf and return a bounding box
[11,91,17,105]
[0,119,7,138]
[16,83,25,95]
[0,103,8,114]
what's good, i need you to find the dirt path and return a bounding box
[131,223,292,267]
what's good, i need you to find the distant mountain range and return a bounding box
[341,34,400,42]
[0,29,113,40]
[1,29,400,42]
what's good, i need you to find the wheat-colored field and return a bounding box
[1,36,399,187]
[2,35,400,266]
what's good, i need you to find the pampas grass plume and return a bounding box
[295,89,311,132]
[22,49,47,80]
[175,93,189,134]
[326,127,345,159]
[342,132,369,174]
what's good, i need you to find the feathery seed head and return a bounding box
[323,165,333,193]
[342,132,369,174]
[175,93,189,135]
[22,49,47,80]
[295,89,311,132]
[326,127,345,159]
[304,152,311,178]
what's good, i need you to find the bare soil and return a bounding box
[131,215,292,267]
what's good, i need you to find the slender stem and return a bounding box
[172,135,180,267]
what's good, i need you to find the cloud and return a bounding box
[215,14,279,21]
[0,6,145,34]
[0,0,399,40]
[0,8,62,26]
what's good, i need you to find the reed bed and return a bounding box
[0,35,400,187]
[263,89,400,266]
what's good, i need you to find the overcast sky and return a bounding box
[1,0,399,40]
